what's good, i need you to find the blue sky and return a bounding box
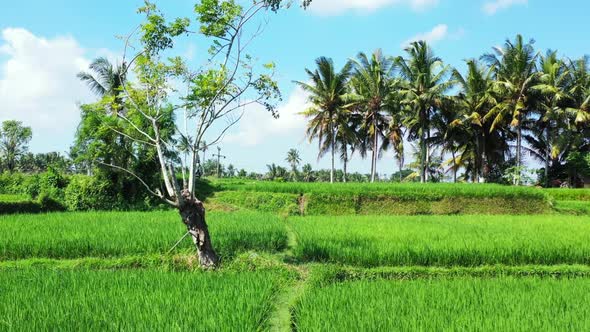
[1,0,589,175]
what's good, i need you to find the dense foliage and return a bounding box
[300,37,590,187]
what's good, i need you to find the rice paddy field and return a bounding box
[294,277,590,331]
[0,269,284,331]
[1,183,590,330]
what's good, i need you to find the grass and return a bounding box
[545,188,590,201]
[554,200,590,214]
[217,181,548,200]
[294,276,590,331]
[290,215,590,266]
[0,210,288,261]
[0,269,284,331]
[211,181,552,215]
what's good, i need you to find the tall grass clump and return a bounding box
[0,211,287,260]
[291,215,590,266]
[0,269,282,331]
[294,277,590,331]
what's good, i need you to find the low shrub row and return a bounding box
[0,172,161,214]
[0,195,65,215]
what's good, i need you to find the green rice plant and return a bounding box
[214,182,552,215]
[546,188,590,201]
[213,191,300,215]
[0,211,287,260]
[307,264,590,287]
[0,269,283,331]
[294,277,590,331]
[218,181,548,200]
[554,200,590,215]
[291,215,590,266]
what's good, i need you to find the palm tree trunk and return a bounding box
[343,145,348,183]
[425,128,431,182]
[481,132,487,183]
[451,150,457,183]
[516,124,522,186]
[420,122,427,183]
[371,111,378,183]
[545,124,550,187]
[398,149,404,182]
[474,131,481,183]
[330,121,335,183]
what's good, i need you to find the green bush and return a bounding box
[64,175,118,211]
[0,201,42,214]
[0,194,64,215]
[37,192,66,212]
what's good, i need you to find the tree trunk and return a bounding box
[516,124,522,186]
[178,192,219,268]
[545,124,550,188]
[452,149,457,183]
[331,127,335,184]
[425,128,431,183]
[398,151,404,182]
[371,111,378,183]
[481,132,487,183]
[343,146,348,183]
[420,111,427,183]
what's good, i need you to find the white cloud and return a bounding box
[307,0,439,15]
[483,0,527,15]
[224,86,309,147]
[0,28,94,153]
[401,24,449,48]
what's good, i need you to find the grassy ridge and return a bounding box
[212,182,552,215]
[545,188,590,201]
[291,215,590,266]
[294,277,590,331]
[0,211,288,260]
[0,269,283,331]
[218,181,547,199]
[554,200,590,215]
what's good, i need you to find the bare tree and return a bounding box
[92,0,309,267]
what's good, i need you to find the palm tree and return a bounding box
[301,163,314,182]
[531,51,571,186]
[286,148,302,181]
[296,57,352,183]
[396,41,454,183]
[566,56,590,126]
[349,49,395,182]
[78,57,126,113]
[452,59,496,182]
[482,35,539,184]
[431,97,466,183]
[335,112,359,183]
[286,148,302,170]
